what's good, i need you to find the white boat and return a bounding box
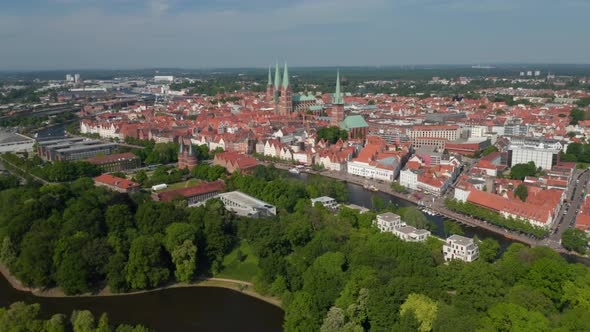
[289,168,300,174]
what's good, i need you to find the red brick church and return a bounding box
[178,138,198,171]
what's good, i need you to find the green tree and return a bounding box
[0,302,44,332]
[284,291,319,332]
[478,303,550,332]
[46,314,67,332]
[478,238,500,262]
[171,240,197,283]
[400,293,438,332]
[481,146,499,156]
[320,306,345,332]
[443,220,464,236]
[126,235,170,289]
[400,207,429,229]
[514,184,528,202]
[96,313,112,332]
[509,162,537,180]
[105,252,129,293]
[106,205,135,239]
[53,232,94,295]
[71,310,95,332]
[561,228,588,254]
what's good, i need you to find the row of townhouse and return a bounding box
[399,155,461,196]
[347,142,410,182]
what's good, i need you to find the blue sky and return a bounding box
[1,0,588,70]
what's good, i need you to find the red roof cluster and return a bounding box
[94,174,140,190]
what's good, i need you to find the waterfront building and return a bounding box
[443,235,479,262]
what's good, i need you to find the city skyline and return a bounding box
[2,0,589,70]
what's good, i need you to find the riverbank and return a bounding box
[0,263,282,308]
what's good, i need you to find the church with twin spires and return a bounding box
[265,63,346,128]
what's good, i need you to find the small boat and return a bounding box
[289,168,300,174]
[369,185,379,192]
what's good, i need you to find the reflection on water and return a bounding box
[0,275,284,332]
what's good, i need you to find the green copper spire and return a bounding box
[268,66,272,86]
[282,62,290,89]
[334,70,343,104]
[274,62,281,89]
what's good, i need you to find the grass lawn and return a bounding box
[164,178,202,191]
[215,241,260,282]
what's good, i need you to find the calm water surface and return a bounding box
[0,275,284,332]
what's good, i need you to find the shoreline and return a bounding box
[0,264,282,308]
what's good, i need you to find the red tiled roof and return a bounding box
[155,180,225,202]
[94,174,140,190]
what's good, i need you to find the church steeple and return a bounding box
[274,62,281,90]
[267,66,272,86]
[333,70,343,105]
[281,62,290,89]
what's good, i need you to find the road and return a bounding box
[542,168,590,248]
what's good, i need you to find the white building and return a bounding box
[347,161,397,182]
[400,169,419,190]
[392,226,430,242]
[154,75,174,83]
[375,212,404,232]
[217,191,276,218]
[443,235,479,262]
[375,212,430,242]
[0,131,35,153]
[311,196,339,211]
[508,142,561,170]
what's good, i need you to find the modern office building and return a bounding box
[217,191,276,218]
[508,141,561,170]
[37,138,117,161]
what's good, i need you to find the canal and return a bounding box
[293,172,523,252]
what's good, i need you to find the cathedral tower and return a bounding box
[278,63,293,116]
[331,70,345,127]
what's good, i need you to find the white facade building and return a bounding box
[347,161,396,182]
[311,196,339,211]
[443,235,479,262]
[392,226,430,242]
[508,143,561,170]
[399,169,419,190]
[375,212,404,232]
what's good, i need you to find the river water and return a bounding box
[0,274,284,332]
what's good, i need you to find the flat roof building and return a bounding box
[443,234,479,262]
[0,130,35,153]
[217,191,276,218]
[37,137,117,161]
[311,196,339,211]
